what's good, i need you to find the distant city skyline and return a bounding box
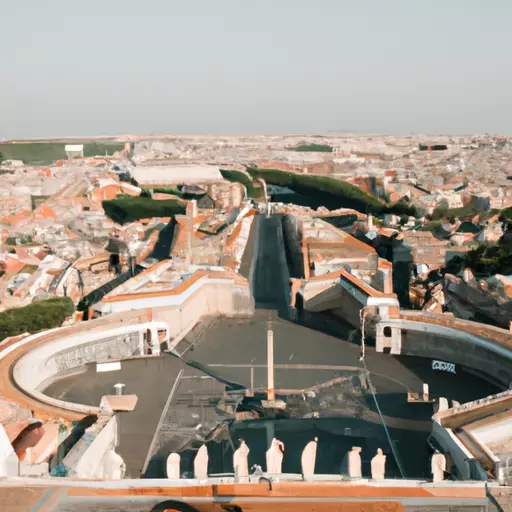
[2,0,512,138]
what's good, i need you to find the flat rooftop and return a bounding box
[131,165,223,186]
[101,260,191,299]
[304,219,376,262]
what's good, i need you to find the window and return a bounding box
[383,326,392,338]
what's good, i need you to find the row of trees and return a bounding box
[246,167,417,216]
[102,197,186,224]
[0,297,75,341]
[289,143,333,153]
[220,169,264,199]
[443,225,512,277]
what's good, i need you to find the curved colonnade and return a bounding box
[0,274,254,422]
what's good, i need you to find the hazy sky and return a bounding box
[2,0,511,138]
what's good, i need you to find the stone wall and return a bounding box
[281,214,305,279]
[154,281,253,351]
[376,318,512,387]
[52,331,141,373]
[13,326,149,395]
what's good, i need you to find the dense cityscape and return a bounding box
[0,135,510,510]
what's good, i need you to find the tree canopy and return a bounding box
[0,297,75,341]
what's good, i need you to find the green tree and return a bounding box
[290,144,333,153]
[102,197,186,224]
[0,151,4,163]
[0,297,75,341]
[500,207,512,222]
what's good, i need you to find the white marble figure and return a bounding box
[166,452,181,479]
[266,438,284,474]
[348,446,362,478]
[233,440,250,479]
[301,437,318,477]
[371,448,386,480]
[194,444,209,479]
[437,397,449,413]
[0,425,18,477]
[432,451,446,482]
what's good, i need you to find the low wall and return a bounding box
[12,321,169,416]
[376,314,512,388]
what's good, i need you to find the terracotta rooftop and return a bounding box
[0,209,32,226]
[101,265,247,304]
[378,227,399,238]
[308,266,396,299]
[304,219,376,262]
[32,204,57,220]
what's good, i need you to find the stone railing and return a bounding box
[376,311,512,386]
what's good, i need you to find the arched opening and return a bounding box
[383,326,392,338]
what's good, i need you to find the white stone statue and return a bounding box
[348,446,362,478]
[0,425,19,477]
[301,437,318,477]
[371,448,386,480]
[432,451,446,482]
[233,440,250,479]
[166,452,180,479]
[194,444,208,479]
[436,397,449,413]
[99,449,126,480]
[266,438,284,474]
